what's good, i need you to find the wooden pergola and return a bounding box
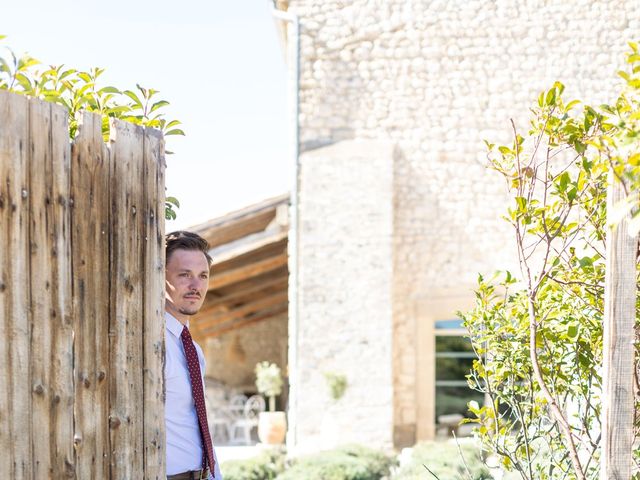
[187,194,290,343]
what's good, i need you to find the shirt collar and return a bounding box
[165,311,188,338]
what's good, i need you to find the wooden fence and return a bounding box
[0,90,166,479]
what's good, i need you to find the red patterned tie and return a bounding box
[180,326,216,477]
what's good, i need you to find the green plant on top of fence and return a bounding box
[0,34,182,220]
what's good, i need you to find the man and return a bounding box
[164,231,222,480]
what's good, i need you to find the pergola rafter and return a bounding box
[189,194,290,343]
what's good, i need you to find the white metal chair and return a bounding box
[209,414,231,444]
[206,391,235,444]
[228,394,265,445]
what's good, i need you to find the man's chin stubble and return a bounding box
[179,307,200,316]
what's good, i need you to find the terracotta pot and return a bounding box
[258,411,287,445]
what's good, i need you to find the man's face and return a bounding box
[165,248,210,322]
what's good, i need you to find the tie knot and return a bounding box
[181,325,192,341]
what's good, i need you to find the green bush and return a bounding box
[392,441,491,480]
[276,444,395,480]
[221,450,285,480]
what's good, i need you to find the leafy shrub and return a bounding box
[392,441,491,480]
[221,449,285,480]
[277,444,395,480]
[0,35,182,219]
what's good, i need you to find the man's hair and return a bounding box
[165,231,213,267]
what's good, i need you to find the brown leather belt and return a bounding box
[167,468,210,480]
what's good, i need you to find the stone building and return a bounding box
[189,0,639,453]
[267,0,639,452]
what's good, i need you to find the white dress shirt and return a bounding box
[165,312,222,479]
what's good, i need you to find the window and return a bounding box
[434,321,484,424]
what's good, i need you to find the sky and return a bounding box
[2,0,290,230]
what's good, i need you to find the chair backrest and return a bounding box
[228,394,248,419]
[244,395,266,419]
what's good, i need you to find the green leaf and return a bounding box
[165,207,177,221]
[14,73,33,91]
[565,99,581,111]
[136,83,148,98]
[567,325,578,338]
[545,88,556,106]
[17,54,39,71]
[150,100,169,113]
[123,89,143,107]
[552,81,565,95]
[0,57,11,74]
[165,128,185,136]
[59,68,76,80]
[559,172,570,191]
[166,196,180,208]
[578,256,593,268]
[99,86,120,94]
[626,53,640,63]
[77,72,92,83]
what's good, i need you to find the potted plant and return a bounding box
[255,361,286,445]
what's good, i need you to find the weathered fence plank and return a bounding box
[71,111,111,479]
[109,119,145,479]
[48,102,75,478]
[601,173,638,479]
[28,98,54,479]
[0,90,32,479]
[142,128,166,479]
[28,99,74,478]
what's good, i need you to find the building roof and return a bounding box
[189,194,290,340]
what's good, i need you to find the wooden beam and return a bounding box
[601,172,638,479]
[209,254,288,290]
[190,194,289,248]
[195,292,288,331]
[212,240,287,275]
[203,304,288,338]
[210,229,288,266]
[203,275,288,311]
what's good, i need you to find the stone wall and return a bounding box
[203,314,288,403]
[287,0,639,448]
[294,139,396,451]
